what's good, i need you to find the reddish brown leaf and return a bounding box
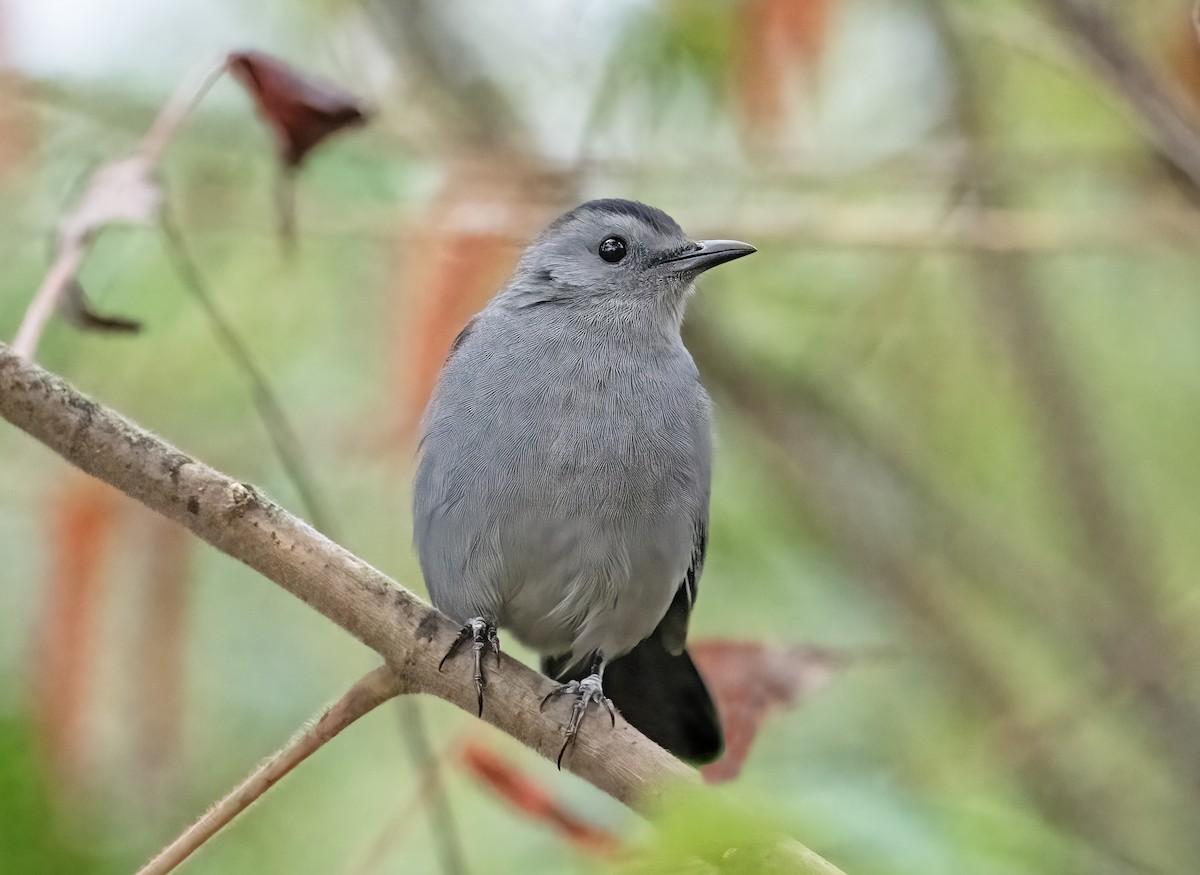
[0,77,37,181]
[734,0,832,148]
[35,476,125,791]
[59,279,141,335]
[226,50,369,168]
[459,742,622,857]
[692,640,845,783]
[0,13,37,181]
[392,159,570,442]
[1168,9,1200,116]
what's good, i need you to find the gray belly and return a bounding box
[496,511,691,660]
[414,317,710,662]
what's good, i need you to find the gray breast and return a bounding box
[413,305,711,661]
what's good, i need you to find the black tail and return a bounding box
[543,638,724,764]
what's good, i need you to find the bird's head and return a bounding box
[507,199,755,323]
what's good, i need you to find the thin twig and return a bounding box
[396,700,469,875]
[136,666,402,875]
[11,247,88,359]
[337,734,464,875]
[159,210,336,536]
[137,58,226,166]
[276,164,298,254]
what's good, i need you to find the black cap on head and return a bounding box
[552,198,684,239]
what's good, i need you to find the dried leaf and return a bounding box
[226,50,369,168]
[58,154,162,250]
[393,159,570,441]
[11,64,202,358]
[59,278,141,335]
[226,50,369,248]
[734,0,832,148]
[35,476,125,791]
[1169,8,1200,115]
[691,640,846,783]
[0,72,38,181]
[459,742,622,857]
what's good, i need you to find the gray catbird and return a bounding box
[413,199,754,764]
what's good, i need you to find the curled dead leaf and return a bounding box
[735,0,832,149]
[691,640,851,783]
[36,476,125,792]
[11,152,161,357]
[226,50,369,168]
[393,157,571,445]
[59,154,163,250]
[59,279,141,335]
[459,742,622,857]
[226,50,370,248]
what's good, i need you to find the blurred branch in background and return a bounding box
[160,211,336,536]
[1032,0,1200,193]
[947,0,1200,800]
[688,318,1139,872]
[395,699,469,875]
[365,0,528,155]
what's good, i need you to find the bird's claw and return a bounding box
[439,617,499,717]
[540,673,616,769]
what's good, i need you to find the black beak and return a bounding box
[659,239,757,274]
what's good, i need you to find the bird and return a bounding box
[412,198,755,765]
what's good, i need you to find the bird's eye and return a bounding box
[598,236,627,263]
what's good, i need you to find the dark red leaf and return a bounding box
[0,70,38,180]
[59,279,141,335]
[391,160,569,443]
[226,50,369,167]
[459,742,622,857]
[692,640,847,783]
[734,0,832,148]
[35,476,124,792]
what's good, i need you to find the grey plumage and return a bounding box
[413,199,753,762]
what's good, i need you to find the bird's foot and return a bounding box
[540,673,617,769]
[439,617,500,716]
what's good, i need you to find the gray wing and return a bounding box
[656,508,707,656]
[656,375,712,656]
[413,316,501,622]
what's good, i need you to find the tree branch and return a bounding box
[0,339,696,808]
[0,340,848,873]
[1032,0,1200,193]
